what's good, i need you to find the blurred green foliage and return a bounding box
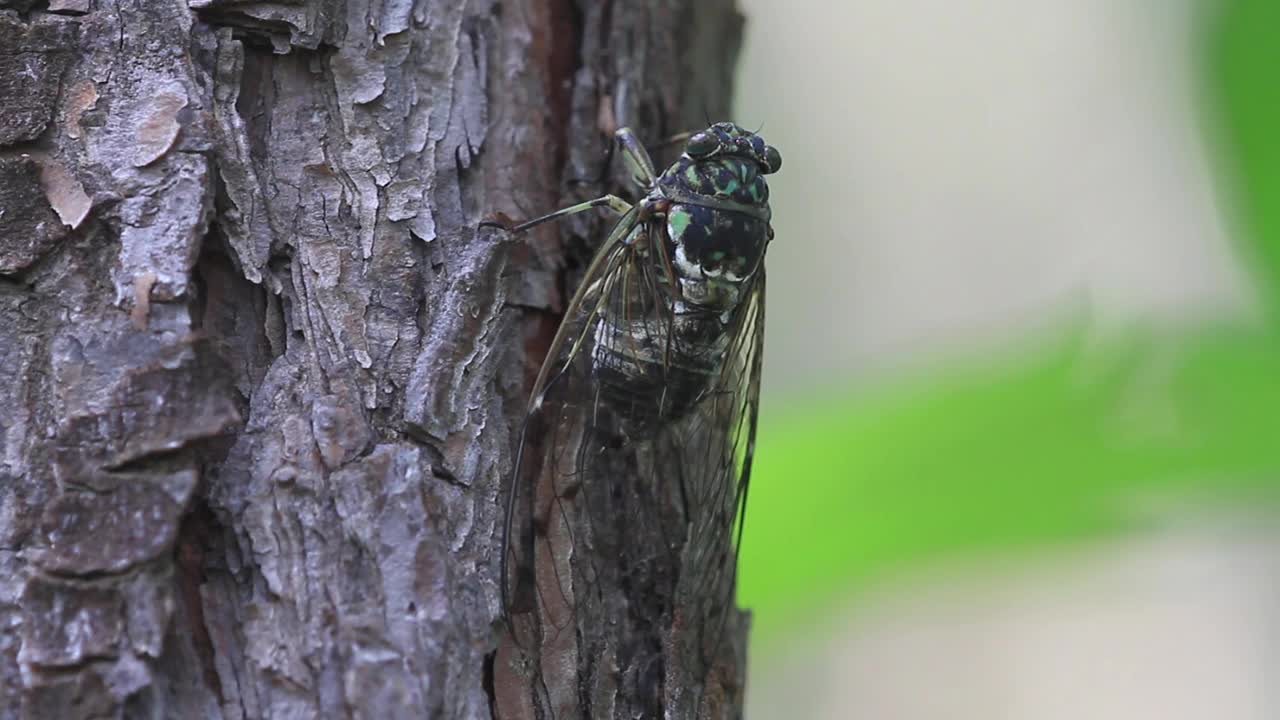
[1209,0,1280,321]
[741,0,1280,648]
[742,327,1280,645]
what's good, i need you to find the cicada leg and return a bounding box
[485,194,633,234]
[567,126,664,189]
[613,127,659,188]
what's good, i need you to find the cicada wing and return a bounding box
[501,208,678,632]
[662,270,766,664]
[502,242,626,622]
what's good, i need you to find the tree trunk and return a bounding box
[0,0,743,717]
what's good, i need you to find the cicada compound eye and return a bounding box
[685,131,719,159]
[763,145,782,174]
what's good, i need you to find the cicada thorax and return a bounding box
[657,154,772,310]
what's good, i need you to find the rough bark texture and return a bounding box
[0,0,742,717]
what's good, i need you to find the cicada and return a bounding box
[498,123,781,717]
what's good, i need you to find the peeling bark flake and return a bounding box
[133,91,189,167]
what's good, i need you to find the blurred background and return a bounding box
[730,1,1280,717]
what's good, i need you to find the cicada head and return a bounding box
[660,122,781,211]
[656,123,781,306]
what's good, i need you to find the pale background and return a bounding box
[737,0,1252,393]
[731,1,1279,717]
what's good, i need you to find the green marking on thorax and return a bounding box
[668,206,693,239]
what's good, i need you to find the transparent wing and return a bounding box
[501,207,675,628]
[501,211,765,718]
[662,271,765,668]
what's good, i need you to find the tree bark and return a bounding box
[0,0,743,717]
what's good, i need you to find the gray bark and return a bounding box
[0,0,742,717]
